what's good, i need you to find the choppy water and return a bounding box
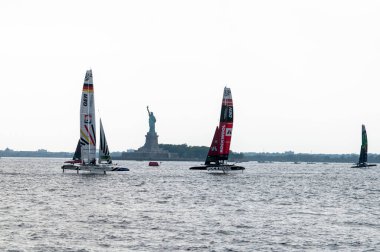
[0,158,379,251]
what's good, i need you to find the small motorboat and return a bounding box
[148,161,159,166]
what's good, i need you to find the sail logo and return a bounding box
[85,71,92,81]
[228,107,233,118]
[220,125,225,153]
[84,115,92,123]
[83,94,88,106]
[226,128,232,136]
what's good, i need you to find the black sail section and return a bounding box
[358,125,368,164]
[91,124,96,144]
[73,140,81,160]
[205,127,220,165]
[99,119,112,164]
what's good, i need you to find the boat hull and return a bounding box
[111,167,130,171]
[61,164,129,173]
[61,164,81,170]
[190,164,245,173]
[351,163,377,168]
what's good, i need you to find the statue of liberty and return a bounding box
[146,106,156,133]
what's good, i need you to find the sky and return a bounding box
[0,0,380,154]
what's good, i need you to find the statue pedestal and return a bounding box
[139,131,161,152]
[121,128,180,161]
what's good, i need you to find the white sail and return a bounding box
[80,70,96,164]
[99,119,112,164]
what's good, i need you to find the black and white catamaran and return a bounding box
[62,70,129,174]
[351,124,377,168]
[190,87,244,173]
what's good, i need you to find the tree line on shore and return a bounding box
[1,146,380,163]
[158,144,244,161]
[243,151,380,163]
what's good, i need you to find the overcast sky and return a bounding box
[1,0,379,154]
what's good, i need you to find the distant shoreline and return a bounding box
[0,148,378,163]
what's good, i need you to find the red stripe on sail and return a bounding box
[83,87,94,91]
[223,99,233,106]
[83,83,94,91]
[84,125,95,145]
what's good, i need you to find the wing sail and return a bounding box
[218,87,233,161]
[80,70,96,164]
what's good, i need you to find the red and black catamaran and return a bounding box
[190,87,245,172]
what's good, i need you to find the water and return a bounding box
[0,158,379,251]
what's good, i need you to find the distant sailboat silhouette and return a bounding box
[190,87,244,173]
[351,125,377,168]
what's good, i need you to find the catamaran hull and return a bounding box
[61,164,81,171]
[61,164,129,173]
[190,164,245,173]
[111,167,130,171]
[351,164,377,168]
